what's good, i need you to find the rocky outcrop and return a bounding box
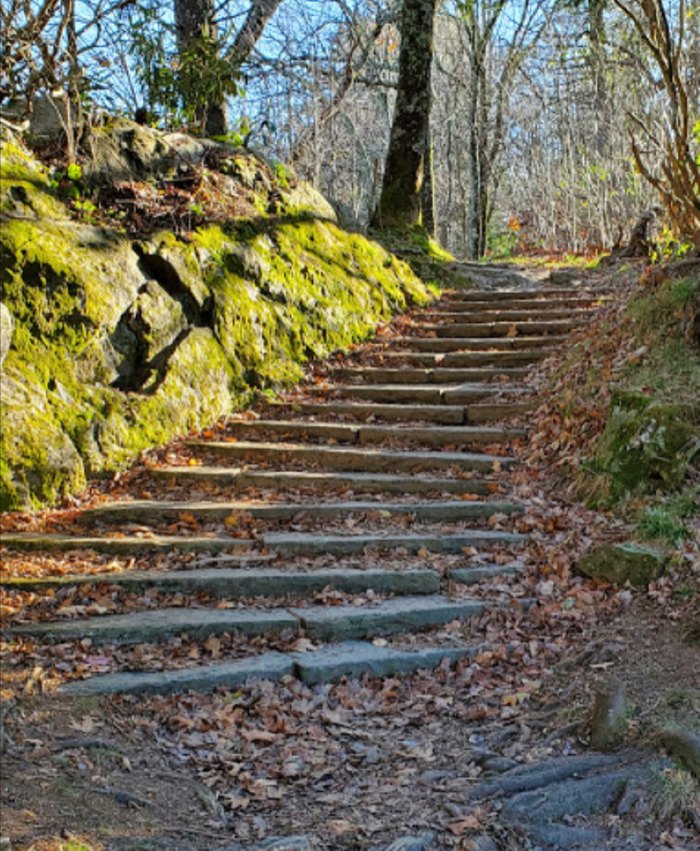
[0,132,428,509]
[592,389,699,498]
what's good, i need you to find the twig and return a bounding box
[95,785,154,808]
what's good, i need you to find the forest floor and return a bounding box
[0,258,698,851]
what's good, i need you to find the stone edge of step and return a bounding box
[59,640,484,695]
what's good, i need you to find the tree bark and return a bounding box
[227,0,284,66]
[588,0,609,158]
[421,119,437,237]
[173,0,226,136]
[372,0,437,229]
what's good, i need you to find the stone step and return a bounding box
[318,383,526,405]
[1,566,441,597]
[154,467,500,495]
[363,349,548,367]
[396,335,567,352]
[278,400,533,424]
[465,402,534,422]
[414,319,584,338]
[431,298,600,312]
[84,498,522,525]
[451,564,525,584]
[295,596,487,641]
[60,641,482,695]
[263,528,525,556]
[348,423,525,446]
[9,606,299,644]
[188,440,512,473]
[332,366,530,384]
[441,289,594,303]
[426,308,591,323]
[10,595,489,646]
[294,641,480,686]
[224,420,525,446]
[0,532,257,555]
[278,400,467,424]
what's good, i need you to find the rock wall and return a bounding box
[0,135,429,509]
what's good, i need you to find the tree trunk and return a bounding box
[227,0,284,65]
[173,0,226,136]
[465,51,483,259]
[421,120,437,238]
[372,0,437,229]
[588,0,608,158]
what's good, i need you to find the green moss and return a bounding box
[589,393,698,498]
[580,277,700,507]
[0,139,429,509]
[578,542,669,586]
[410,226,455,262]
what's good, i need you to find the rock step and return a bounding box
[9,595,490,645]
[60,640,483,695]
[315,383,528,405]
[396,335,567,352]
[331,366,530,384]
[440,289,595,302]
[378,349,548,366]
[0,527,522,557]
[188,440,513,473]
[430,298,601,312]
[277,400,533,424]
[1,566,442,597]
[425,308,592,323]
[153,467,500,495]
[262,528,525,556]
[465,402,534,422]
[451,564,525,583]
[83,498,523,525]
[223,420,525,446]
[1,563,525,594]
[413,319,584,338]
[278,400,467,424]
[0,532,257,555]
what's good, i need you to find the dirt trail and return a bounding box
[1,278,696,850]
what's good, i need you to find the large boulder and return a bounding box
[578,542,669,586]
[0,136,429,509]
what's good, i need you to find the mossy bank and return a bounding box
[0,130,429,509]
[586,275,700,506]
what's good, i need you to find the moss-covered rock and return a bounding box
[578,542,669,586]
[0,135,429,509]
[0,370,86,509]
[591,390,699,499]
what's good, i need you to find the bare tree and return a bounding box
[456,0,552,258]
[614,0,700,247]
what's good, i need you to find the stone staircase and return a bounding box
[1,287,605,698]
